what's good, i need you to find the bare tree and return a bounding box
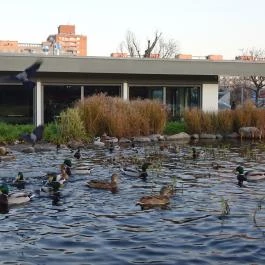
[157,38,179,58]
[143,31,162,58]
[219,75,253,106]
[118,30,179,58]
[238,48,265,106]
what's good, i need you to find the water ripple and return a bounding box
[1,140,265,264]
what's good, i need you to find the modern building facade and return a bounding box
[0,55,264,125]
[0,25,87,56]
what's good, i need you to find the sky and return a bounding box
[1,0,265,59]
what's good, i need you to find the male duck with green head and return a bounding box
[236,166,247,187]
[0,183,9,213]
[13,172,25,189]
[0,182,32,206]
[63,159,72,176]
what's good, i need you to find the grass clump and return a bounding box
[163,121,186,135]
[76,94,167,138]
[0,122,33,143]
[57,108,88,143]
[184,101,265,135]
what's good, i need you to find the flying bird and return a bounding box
[0,59,43,89]
[21,124,45,146]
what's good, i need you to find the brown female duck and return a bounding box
[86,173,118,193]
[136,185,174,210]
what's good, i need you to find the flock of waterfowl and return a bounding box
[1,125,265,214]
[0,126,176,213]
[0,142,175,213]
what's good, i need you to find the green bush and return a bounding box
[163,121,186,135]
[57,108,88,143]
[44,123,60,144]
[0,122,33,143]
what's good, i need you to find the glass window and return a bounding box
[44,85,81,123]
[84,85,120,97]
[0,85,33,124]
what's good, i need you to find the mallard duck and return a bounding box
[0,147,15,161]
[136,185,174,210]
[63,159,72,176]
[192,147,205,159]
[93,137,105,147]
[235,166,265,186]
[41,164,69,193]
[0,183,33,206]
[0,193,8,213]
[108,142,120,153]
[121,162,151,180]
[0,146,9,156]
[74,148,81,159]
[13,172,26,189]
[86,173,118,193]
[102,133,119,143]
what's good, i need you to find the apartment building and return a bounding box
[0,25,87,56]
[47,25,87,56]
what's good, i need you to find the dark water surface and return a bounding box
[1,140,265,264]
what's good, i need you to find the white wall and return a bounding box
[122,82,129,100]
[33,81,44,126]
[202,83,218,112]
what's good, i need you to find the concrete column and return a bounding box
[122,82,129,100]
[163,86,166,105]
[81,85,84,102]
[33,81,44,126]
[201,83,218,112]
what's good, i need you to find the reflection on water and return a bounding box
[1,140,265,264]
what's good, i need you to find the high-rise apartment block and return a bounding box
[0,25,87,56]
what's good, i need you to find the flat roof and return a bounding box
[0,54,264,76]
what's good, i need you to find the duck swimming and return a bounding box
[41,164,69,193]
[0,183,33,209]
[93,136,105,147]
[121,162,152,180]
[63,159,72,176]
[13,172,26,189]
[136,185,174,210]
[74,148,81,159]
[192,147,205,159]
[86,173,118,193]
[235,166,265,187]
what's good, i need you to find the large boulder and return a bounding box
[199,133,217,139]
[165,132,191,141]
[238,127,262,139]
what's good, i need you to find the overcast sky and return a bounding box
[1,0,265,59]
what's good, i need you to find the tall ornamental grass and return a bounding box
[76,94,167,138]
[57,108,87,143]
[184,101,265,135]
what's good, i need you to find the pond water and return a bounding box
[1,139,265,265]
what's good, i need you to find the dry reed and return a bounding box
[184,101,265,135]
[76,94,167,138]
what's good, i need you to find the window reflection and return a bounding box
[0,85,33,124]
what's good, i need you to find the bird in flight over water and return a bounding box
[0,59,43,89]
[21,124,45,147]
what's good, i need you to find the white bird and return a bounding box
[93,137,105,147]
